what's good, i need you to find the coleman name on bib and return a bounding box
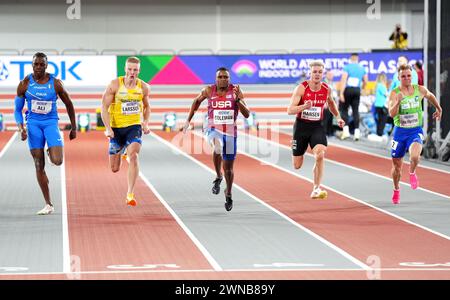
[214,110,234,125]
[121,101,140,115]
[301,107,321,121]
[31,100,52,114]
[400,113,419,127]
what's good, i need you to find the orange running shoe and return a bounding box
[126,193,137,206]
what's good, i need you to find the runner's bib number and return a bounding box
[121,101,140,115]
[301,107,321,121]
[400,113,419,127]
[347,77,360,87]
[31,100,52,114]
[213,110,234,125]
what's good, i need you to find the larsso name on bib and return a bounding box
[122,101,140,115]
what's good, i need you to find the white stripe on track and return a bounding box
[0,132,18,159]
[60,133,71,274]
[273,128,450,175]
[156,131,370,271]
[239,131,450,241]
[139,139,222,271]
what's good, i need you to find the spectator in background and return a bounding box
[389,56,418,93]
[389,24,408,49]
[414,61,424,85]
[323,70,338,136]
[339,53,368,141]
[374,73,389,137]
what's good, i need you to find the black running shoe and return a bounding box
[212,177,222,195]
[224,193,233,211]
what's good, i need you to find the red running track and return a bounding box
[63,131,213,277]
[249,128,450,197]
[155,131,450,279]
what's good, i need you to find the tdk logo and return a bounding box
[10,60,82,80]
[0,60,9,81]
[211,100,232,109]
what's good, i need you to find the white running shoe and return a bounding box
[354,128,361,141]
[310,187,328,199]
[341,125,350,140]
[36,204,54,215]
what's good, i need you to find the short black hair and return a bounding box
[350,53,359,57]
[415,61,423,69]
[216,67,229,72]
[33,52,48,61]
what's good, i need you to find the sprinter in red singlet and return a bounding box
[287,60,345,199]
[182,67,250,211]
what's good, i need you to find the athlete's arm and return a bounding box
[388,90,401,118]
[141,82,151,134]
[182,87,209,133]
[339,72,348,102]
[233,85,250,118]
[419,85,442,120]
[326,89,345,128]
[14,79,28,141]
[362,74,369,91]
[287,84,311,115]
[55,79,77,140]
[101,79,118,138]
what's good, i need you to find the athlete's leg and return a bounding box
[47,146,63,166]
[408,141,422,190]
[126,142,141,196]
[30,149,52,206]
[212,138,223,179]
[292,155,304,169]
[409,142,422,174]
[312,144,327,189]
[109,153,122,173]
[44,121,64,165]
[391,158,403,190]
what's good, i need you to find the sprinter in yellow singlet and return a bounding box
[101,57,151,206]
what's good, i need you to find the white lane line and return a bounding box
[157,131,370,271]
[273,128,450,175]
[1,267,450,277]
[140,135,222,271]
[60,133,71,274]
[238,131,450,241]
[0,132,18,159]
[243,130,450,200]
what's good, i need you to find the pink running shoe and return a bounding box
[409,173,419,190]
[392,189,400,204]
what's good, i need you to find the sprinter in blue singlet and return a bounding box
[14,52,77,215]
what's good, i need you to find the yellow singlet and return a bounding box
[109,76,144,128]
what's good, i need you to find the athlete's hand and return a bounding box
[69,129,77,140]
[20,129,27,141]
[395,92,404,104]
[337,118,346,128]
[181,122,190,134]
[433,109,442,121]
[142,123,151,135]
[233,85,244,100]
[104,128,114,139]
[303,100,313,110]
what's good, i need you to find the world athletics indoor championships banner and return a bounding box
[117,51,423,85]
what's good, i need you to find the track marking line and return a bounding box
[138,160,222,271]
[154,131,370,271]
[238,131,450,241]
[273,128,450,175]
[0,132,17,159]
